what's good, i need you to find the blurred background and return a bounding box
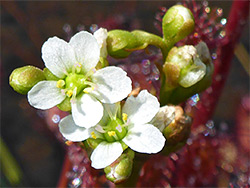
[1,1,249,187]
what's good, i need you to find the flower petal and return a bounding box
[122,90,160,125]
[91,66,132,103]
[90,141,123,169]
[69,31,100,72]
[71,94,103,128]
[59,115,92,142]
[28,81,66,110]
[42,36,76,78]
[123,123,165,154]
[94,28,108,58]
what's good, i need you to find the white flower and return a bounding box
[59,90,166,169]
[28,31,132,128]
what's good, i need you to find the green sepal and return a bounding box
[43,68,59,81]
[9,65,45,95]
[86,138,103,149]
[57,97,71,112]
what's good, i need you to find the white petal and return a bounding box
[71,94,103,128]
[91,66,132,103]
[90,141,123,169]
[122,90,159,125]
[69,31,100,72]
[28,81,65,110]
[42,36,76,78]
[59,115,92,142]
[94,28,108,58]
[123,123,165,154]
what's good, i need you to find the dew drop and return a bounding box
[130,64,140,73]
[193,32,199,38]
[52,114,60,124]
[90,24,98,33]
[205,7,210,13]
[216,8,223,17]
[202,0,208,7]
[206,120,214,129]
[142,59,151,68]
[212,53,217,59]
[170,153,179,161]
[189,94,200,106]
[63,23,72,33]
[220,18,227,25]
[219,30,226,38]
[72,177,82,187]
[203,129,210,136]
[77,24,85,31]
[187,138,193,145]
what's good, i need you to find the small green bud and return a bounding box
[163,45,206,88]
[104,149,134,184]
[43,68,59,81]
[9,65,45,94]
[162,5,194,44]
[107,30,142,58]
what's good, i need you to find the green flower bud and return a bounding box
[162,106,192,155]
[162,5,194,44]
[160,42,213,105]
[107,30,142,58]
[9,65,45,95]
[104,149,134,184]
[43,68,59,81]
[163,45,206,88]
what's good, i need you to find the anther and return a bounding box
[56,80,65,88]
[91,131,97,139]
[122,113,128,122]
[66,89,73,97]
[108,131,116,137]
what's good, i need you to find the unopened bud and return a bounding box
[163,106,192,145]
[104,149,134,184]
[150,105,176,132]
[9,65,45,94]
[163,45,206,88]
[162,5,194,44]
[107,30,141,58]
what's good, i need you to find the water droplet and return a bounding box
[73,165,78,172]
[142,59,151,68]
[216,8,223,17]
[203,129,210,136]
[205,7,210,13]
[130,64,140,73]
[77,24,85,31]
[72,177,82,187]
[202,0,208,7]
[90,24,98,33]
[52,114,60,123]
[63,24,72,33]
[193,32,199,38]
[189,94,200,106]
[187,138,193,145]
[219,30,226,38]
[170,153,179,161]
[212,53,217,59]
[220,18,227,25]
[206,120,214,129]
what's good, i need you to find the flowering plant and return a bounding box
[9,3,217,185]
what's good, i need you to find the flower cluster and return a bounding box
[9,4,213,184]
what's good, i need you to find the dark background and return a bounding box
[1,1,249,187]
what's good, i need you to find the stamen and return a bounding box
[65,141,73,146]
[91,131,97,139]
[95,124,106,133]
[74,62,82,73]
[85,67,96,79]
[56,80,65,88]
[116,124,122,133]
[66,89,73,97]
[122,113,128,122]
[83,86,94,94]
[108,131,116,137]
